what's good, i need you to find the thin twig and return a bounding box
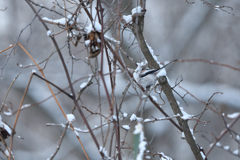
[1,73,21,111]
[206,114,240,155]
[48,123,69,160]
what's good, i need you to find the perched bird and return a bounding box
[134,67,163,90]
[133,60,176,90]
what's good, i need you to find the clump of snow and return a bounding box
[214,5,220,11]
[145,155,151,159]
[80,82,88,89]
[216,142,221,147]
[85,21,102,34]
[67,32,73,38]
[181,132,185,139]
[200,151,206,159]
[47,30,53,36]
[177,101,180,105]
[236,135,240,141]
[122,125,130,130]
[190,129,196,140]
[146,42,159,63]
[156,69,166,77]
[99,146,109,159]
[3,108,12,116]
[123,112,128,118]
[123,15,132,23]
[80,75,92,89]
[0,116,13,135]
[227,112,240,119]
[74,130,79,137]
[180,107,193,120]
[43,17,65,25]
[131,6,142,15]
[43,14,78,26]
[84,40,91,47]
[130,114,137,121]
[143,118,151,123]
[151,95,157,102]
[233,149,239,155]
[181,129,195,140]
[223,145,230,150]
[32,70,36,73]
[158,152,173,160]
[112,115,117,121]
[4,149,14,158]
[21,104,31,109]
[130,114,143,122]
[66,114,75,124]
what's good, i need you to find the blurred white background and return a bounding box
[0,0,240,159]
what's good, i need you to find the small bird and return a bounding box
[134,67,163,90]
[133,60,176,90]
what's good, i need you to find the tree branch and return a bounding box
[130,6,205,160]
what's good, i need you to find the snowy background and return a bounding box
[0,0,240,159]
